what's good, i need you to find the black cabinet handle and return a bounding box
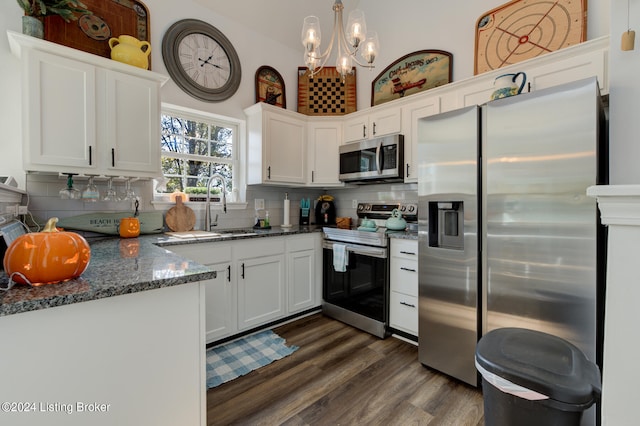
[241,263,245,279]
[363,124,367,138]
[88,146,92,165]
[227,265,231,282]
[311,170,315,183]
[111,148,115,167]
[406,163,410,177]
[400,267,417,273]
[400,301,416,308]
[400,251,416,256]
[267,166,271,180]
[373,122,377,135]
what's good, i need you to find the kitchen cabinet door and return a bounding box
[307,119,343,186]
[202,262,236,342]
[343,107,401,143]
[286,234,322,314]
[23,49,97,172]
[103,70,161,175]
[245,102,306,185]
[168,243,236,343]
[401,96,441,183]
[235,238,286,330]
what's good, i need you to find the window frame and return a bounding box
[156,103,246,205]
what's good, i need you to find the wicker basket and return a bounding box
[336,217,352,229]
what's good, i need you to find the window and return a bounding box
[159,105,239,200]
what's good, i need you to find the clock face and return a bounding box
[162,19,241,102]
[178,33,231,90]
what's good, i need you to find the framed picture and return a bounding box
[297,67,356,116]
[371,50,453,106]
[255,66,286,108]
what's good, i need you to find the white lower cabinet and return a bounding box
[389,238,419,336]
[286,234,322,314]
[167,243,235,343]
[169,233,321,343]
[235,238,286,330]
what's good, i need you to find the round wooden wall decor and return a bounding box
[474,0,587,75]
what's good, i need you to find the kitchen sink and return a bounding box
[165,229,259,240]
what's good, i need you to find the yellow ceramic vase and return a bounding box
[109,35,151,70]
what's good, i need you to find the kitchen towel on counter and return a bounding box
[333,244,348,272]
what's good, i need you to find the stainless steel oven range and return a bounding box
[322,202,417,338]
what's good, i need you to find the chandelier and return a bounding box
[301,0,380,79]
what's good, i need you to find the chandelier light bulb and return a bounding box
[346,9,367,48]
[302,16,321,52]
[336,54,352,76]
[362,31,379,64]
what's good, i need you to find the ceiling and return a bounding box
[193,0,362,52]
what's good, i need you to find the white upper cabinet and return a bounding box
[245,102,307,185]
[401,95,441,183]
[343,105,401,143]
[306,119,343,187]
[8,31,167,178]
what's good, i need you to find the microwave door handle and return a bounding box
[376,140,382,174]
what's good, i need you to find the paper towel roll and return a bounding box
[283,198,290,226]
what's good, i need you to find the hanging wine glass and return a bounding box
[81,176,100,202]
[102,177,118,201]
[59,174,81,199]
[120,179,137,202]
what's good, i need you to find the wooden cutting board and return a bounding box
[165,196,196,232]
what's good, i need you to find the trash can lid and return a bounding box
[475,328,601,405]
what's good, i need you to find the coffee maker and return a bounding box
[315,197,336,225]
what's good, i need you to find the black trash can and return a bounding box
[475,327,601,426]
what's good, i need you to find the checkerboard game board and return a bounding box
[297,67,356,116]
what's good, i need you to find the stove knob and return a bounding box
[364,205,371,211]
[357,204,364,211]
[400,205,406,212]
[408,205,415,213]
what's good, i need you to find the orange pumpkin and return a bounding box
[3,217,91,286]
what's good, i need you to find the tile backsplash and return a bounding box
[22,173,418,231]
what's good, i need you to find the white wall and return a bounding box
[609,0,640,184]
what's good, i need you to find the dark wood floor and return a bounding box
[207,314,484,425]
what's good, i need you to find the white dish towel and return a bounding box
[333,244,348,272]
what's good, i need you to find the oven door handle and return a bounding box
[323,241,387,259]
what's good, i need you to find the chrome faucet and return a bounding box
[205,174,227,231]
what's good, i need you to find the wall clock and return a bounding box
[162,19,242,102]
[474,0,587,74]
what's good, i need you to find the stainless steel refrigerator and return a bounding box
[417,77,607,392]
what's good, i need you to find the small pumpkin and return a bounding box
[3,217,91,286]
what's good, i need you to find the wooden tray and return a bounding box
[44,0,150,67]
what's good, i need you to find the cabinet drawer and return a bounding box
[389,292,418,335]
[390,239,418,260]
[390,258,418,296]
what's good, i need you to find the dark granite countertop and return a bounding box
[0,226,324,317]
[387,230,419,240]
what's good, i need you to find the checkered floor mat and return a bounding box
[206,330,299,388]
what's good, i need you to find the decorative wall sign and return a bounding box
[474,0,587,74]
[44,0,150,67]
[297,67,356,116]
[255,66,286,108]
[371,50,452,107]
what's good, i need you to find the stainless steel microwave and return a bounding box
[339,134,404,183]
